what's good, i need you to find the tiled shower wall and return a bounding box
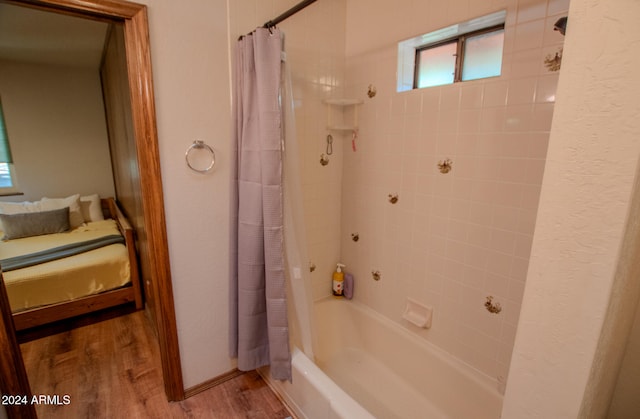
[340,0,568,382]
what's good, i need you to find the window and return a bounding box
[0,163,13,188]
[415,26,504,88]
[415,41,457,88]
[397,11,506,92]
[0,98,19,195]
[460,28,505,81]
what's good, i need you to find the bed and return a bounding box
[0,196,142,331]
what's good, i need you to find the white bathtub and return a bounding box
[264,297,503,419]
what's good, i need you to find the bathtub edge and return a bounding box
[260,348,375,419]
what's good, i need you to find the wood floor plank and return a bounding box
[20,311,293,419]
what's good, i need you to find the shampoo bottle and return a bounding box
[332,263,345,296]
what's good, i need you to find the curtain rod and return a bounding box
[262,0,318,28]
[239,0,318,40]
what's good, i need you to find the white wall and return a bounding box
[0,60,115,201]
[503,0,640,417]
[135,0,234,389]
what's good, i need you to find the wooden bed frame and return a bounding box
[9,198,142,331]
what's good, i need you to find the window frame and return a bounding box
[413,24,505,89]
[0,98,20,196]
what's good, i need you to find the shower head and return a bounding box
[554,17,567,36]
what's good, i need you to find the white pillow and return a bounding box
[0,200,42,214]
[0,200,43,231]
[80,194,104,222]
[40,194,84,228]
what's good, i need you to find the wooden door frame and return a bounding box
[0,277,37,419]
[0,0,185,403]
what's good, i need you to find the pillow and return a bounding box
[0,200,43,231]
[40,194,84,228]
[0,207,70,240]
[80,194,104,222]
[0,200,42,214]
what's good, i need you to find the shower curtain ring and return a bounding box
[266,23,276,35]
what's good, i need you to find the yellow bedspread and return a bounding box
[1,219,131,312]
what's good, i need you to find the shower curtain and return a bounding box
[229,27,291,381]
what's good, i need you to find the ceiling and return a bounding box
[0,2,108,69]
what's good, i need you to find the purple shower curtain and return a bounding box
[229,27,291,381]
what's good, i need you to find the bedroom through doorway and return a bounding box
[0,0,184,410]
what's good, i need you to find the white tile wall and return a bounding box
[342,0,567,382]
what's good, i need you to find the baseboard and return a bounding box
[183,368,245,399]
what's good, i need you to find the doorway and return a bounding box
[0,0,184,412]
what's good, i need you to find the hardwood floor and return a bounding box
[20,311,293,418]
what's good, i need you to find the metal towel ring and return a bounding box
[185,140,216,174]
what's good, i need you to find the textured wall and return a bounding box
[503,0,640,417]
[138,0,233,388]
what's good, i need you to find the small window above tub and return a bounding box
[397,10,506,92]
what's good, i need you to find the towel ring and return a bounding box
[185,140,215,174]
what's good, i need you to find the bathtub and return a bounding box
[264,297,503,418]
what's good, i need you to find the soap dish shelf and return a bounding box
[323,98,364,131]
[402,298,433,329]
